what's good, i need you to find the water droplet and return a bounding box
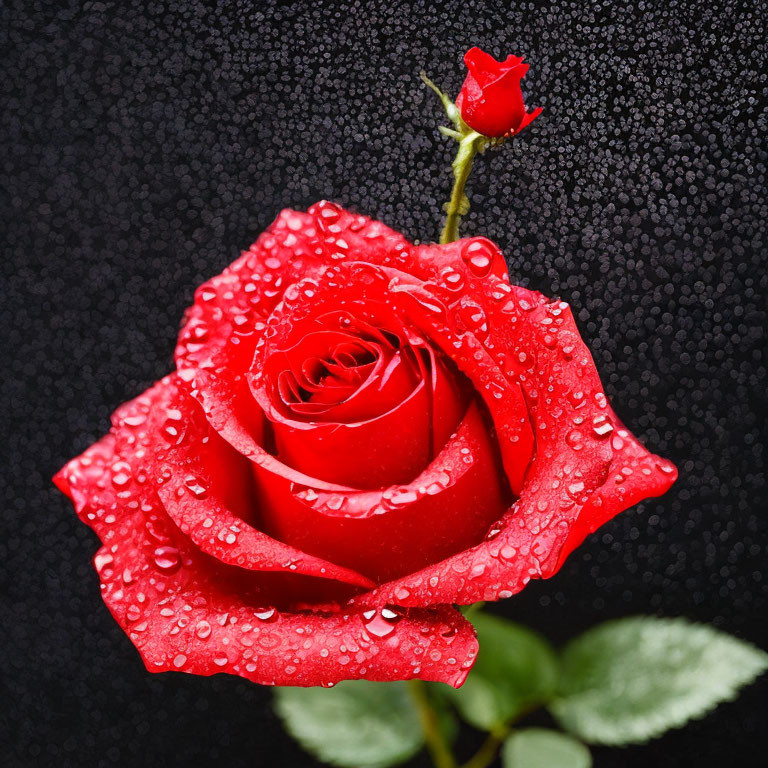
[462,239,498,277]
[189,322,209,341]
[518,298,534,312]
[254,607,277,622]
[183,475,208,499]
[440,266,465,292]
[592,414,614,437]
[566,429,584,451]
[362,606,401,638]
[325,494,346,512]
[111,461,132,487]
[389,489,418,506]
[161,410,185,445]
[317,201,342,224]
[195,620,212,639]
[153,546,181,572]
[459,296,489,340]
[568,390,586,409]
[94,552,114,574]
[173,653,187,668]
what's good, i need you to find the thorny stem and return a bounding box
[408,679,458,768]
[440,130,485,244]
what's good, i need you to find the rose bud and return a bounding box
[55,203,676,688]
[456,46,543,137]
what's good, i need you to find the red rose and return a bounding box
[456,47,543,138]
[55,202,676,688]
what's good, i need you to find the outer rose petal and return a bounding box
[353,299,677,607]
[107,375,375,593]
[174,210,329,460]
[54,384,478,687]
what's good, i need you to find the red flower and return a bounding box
[55,203,676,688]
[456,47,543,138]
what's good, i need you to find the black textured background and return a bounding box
[2,1,766,766]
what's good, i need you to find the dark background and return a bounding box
[2,0,766,765]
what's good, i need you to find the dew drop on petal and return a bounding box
[94,552,114,574]
[153,545,181,572]
[592,414,614,437]
[461,239,497,277]
[195,620,212,639]
[183,475,208,498]
[254,607,277,622]
[362,606,401,638]
[566,429,584,451]
[440,266,465,292]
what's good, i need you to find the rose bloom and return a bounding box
[456,47,543,138]
[55,202,676,687]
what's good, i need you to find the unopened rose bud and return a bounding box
[456,46,542,138]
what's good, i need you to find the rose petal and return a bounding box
[249,276,469,488]
[264,378,434,488]
[354,298,678,607]
[55,443,477,686]
[174,209,329,460]
[95,374,377,593]
[464,47,525,88]
[253,400,509,583]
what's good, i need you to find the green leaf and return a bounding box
[550,616,768,745]
[274,681,423,768]
[446,613,558,730]
[503,729,592,768]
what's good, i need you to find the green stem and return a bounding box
[408,679,458,768]
[460,727,509,768]
[440,130,485,244]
